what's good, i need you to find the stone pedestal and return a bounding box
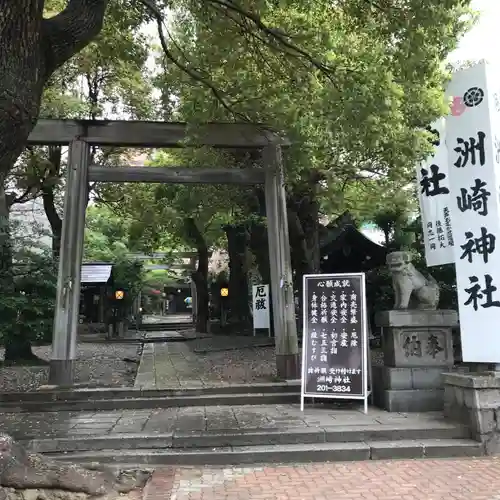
[373,310,457,412]
[443,372,500,454]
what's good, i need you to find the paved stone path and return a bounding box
[0,403,447,440]
[144,457,500,499]
[134,341,278,389]
[142,314,193,325]
[134,343,208,389]
[133,338,383,390]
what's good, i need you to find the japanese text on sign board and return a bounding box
[254,285,267,311]
[303,275,365,397]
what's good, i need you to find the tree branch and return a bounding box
[139,0,250,120]
[9,187,36,207]
[41,0,109,76]
[140,0,346,118]
[207,0,342,83]
[41,184,62,235]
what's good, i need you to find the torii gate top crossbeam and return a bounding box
[27,119,289,148]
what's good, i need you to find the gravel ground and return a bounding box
[0,343,140,392]
[198,346,278,383]
[180,344,384,385]
[0,336,385,390]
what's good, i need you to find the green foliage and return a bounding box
[43,0,155,121]
[112,258,144,309]
[85,205,132,258]
[84,205,145,307]
[0,222,58,346]
[156,0,473,187]
[99,148,242,254]
[14,251,58,344]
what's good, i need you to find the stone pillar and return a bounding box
[443,372,500,454]
[49,139,89,386]
[373,310,458,412]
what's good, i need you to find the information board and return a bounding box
[300,273,370,413]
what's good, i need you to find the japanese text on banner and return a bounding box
[446,61,500,363]
[417,118,454,266]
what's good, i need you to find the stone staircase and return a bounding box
[15,406,483,466]
[1,331,485,466]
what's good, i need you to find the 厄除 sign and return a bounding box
[252,284,270,332]
[300,273,370,413]
[417,118,455,266]
[446,61,500,363]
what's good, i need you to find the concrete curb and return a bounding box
[41,439,485,466]
[0,392,300,413]
[0,381,301,402]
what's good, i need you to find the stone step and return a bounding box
[24,421,471,454]
[43,439,484,466]
[0,381,300,403]
[140,323,191,331]
[0,392,300,413]
[79,336,188,344]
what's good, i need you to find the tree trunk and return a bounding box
[300,196,321,273]
[289,179,321,276]
[0,0,108,367]
[41,182,62,259]
[3,332,40,364]
[41,146,63,259]
[288,189,321,285]
[193,265,209,334]
[184,217,210,333]
[0,434,149,495]
[0,1,109,181]
[224,224,251,327]
[246,188,271,284]
[287,176,321,333]
[43,185,63,259]
[249,221,270,284]
[288,206,314,290]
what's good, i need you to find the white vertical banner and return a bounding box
[446,61,500,363]
[252,284,270,333]
[417,118,455,266]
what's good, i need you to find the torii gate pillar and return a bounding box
[49,140,89,385]
[263,143,300,380]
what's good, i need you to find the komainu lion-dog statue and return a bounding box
[386,251,440,310]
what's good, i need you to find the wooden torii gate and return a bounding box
[26,119,299,385]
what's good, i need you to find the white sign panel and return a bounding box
[417,118,455,266]
[446,61,500,363]
[252,284,270,330]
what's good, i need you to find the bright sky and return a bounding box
[449,0,499,64]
